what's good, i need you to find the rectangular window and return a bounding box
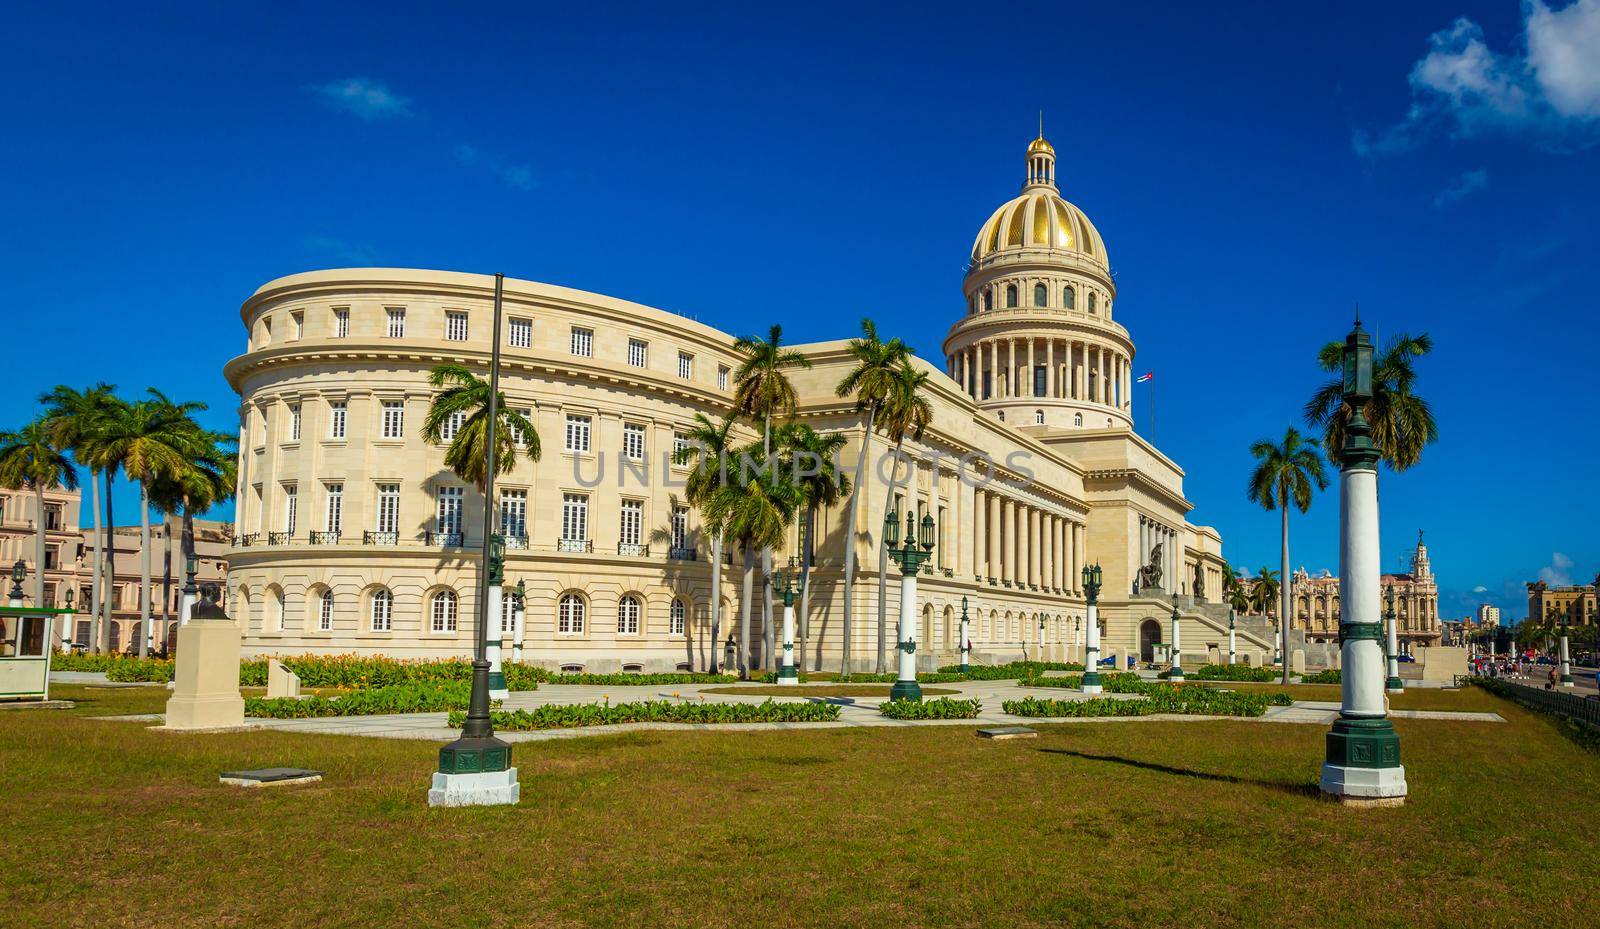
[43,546,59,570]
[570,326,593,357]
[499,489,527,538]
[672,506,689,550]
[436,486,463,535]
[324,483,343,535]
[1033,366,1047,397]
[561,493,588,542]
[672,431,691,461]
[43,503,62,531]
[445,310,468,341]
[332,307,350,338]
[509,408,533,446]
[627,338,648,368]
[318,592,333,631]
[328,400,347,439]
[440,410,466,442]
[620,499,643,547]
[622,422,645,461]
[381,401,404,439]
[291,311,304,341]
[375,483,400,533]
[508,317,532,348]
[287,404,301,442]
[564,414,591,452]
[717,365,729,390]
[371,592,392,632]
[282,484,298,536]
[386,307,406,338]
[678,351,694,379]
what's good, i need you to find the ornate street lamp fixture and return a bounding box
[772,567,799,683]
[1081,563,1104,694]
[958,596,971,673]
[9,559,26,606]
[883,508,935,702]
[511,578,527,664]
[1227,607,1237,666]
[1168,591,1185,683]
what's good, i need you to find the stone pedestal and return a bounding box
[1290,649,1306,675]
[267,659,300,698]
[163,619,245,730]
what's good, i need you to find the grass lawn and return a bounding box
[700,685,958,698]
[4,684,1594,928]
[1194,681,1501,712]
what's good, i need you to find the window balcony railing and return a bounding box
[267,531,290,545]
[942,568,954,578]
[310,531,340,545]
[231,533,259,548]
[363,530,399,546]
[425,530,463,547]
[669,546,698,561]
[502,534,530,551]
[617,542,649,557]
[557,538,592,554]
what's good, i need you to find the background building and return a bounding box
[1526,578,1597,626]
[1475,604,1501,627]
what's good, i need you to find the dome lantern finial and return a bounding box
[1024,125,1057,192]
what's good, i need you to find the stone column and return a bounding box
[988,492,1001,580]
[1029,508,1040,588]
[1003,497,1016,585]
[1047,339,1056,399]
[1027,338,1036,398]
[973,490,986,578]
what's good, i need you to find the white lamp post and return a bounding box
[1228,608,1237,666]
[487,572,508,701]
[1081,563,1103,694]
[1320,316,1406,805]
[1558,609,1573,687]
[511,579,526,664]
[774,568,799,684]
[958,596,971,674]
[1384,585,1403,693]
[1168,592,1185,683]
[884,508,935,703]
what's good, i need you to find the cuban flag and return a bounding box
[1136,371,1154,383]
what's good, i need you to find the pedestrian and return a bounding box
[1547,666,1557,690]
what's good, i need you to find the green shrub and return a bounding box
[1018,672,1142,690]
[1301,669,1342,684]
[458,698,841,730]
[1004,683,1287,718]
[106,657,175,682]
[245,682,479,718]
[1188,664,1280,682]
[534,670,736,686]
[878,697,983,720]
[939,661,1083,680]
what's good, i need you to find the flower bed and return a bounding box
[1004,683,1290,719]
[456,698,841,730]
[878,697,983,720]
[535,670,737,686]
[1188,663,1280,682]
[1017,672,1144,691]
[938,661,1083,680]
[245,682,478,718]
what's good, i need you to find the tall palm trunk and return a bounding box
[138,484,151,658]
[800,505,814,670]
[1279,499,1291,685]
[739,544,755,680]
[875,435,908,673]
[839,403,878,675]
[32,484,46,607]
[102,472,116,654]
[88,469,103,652]
[759,416,773,673]
[708,534,725,672]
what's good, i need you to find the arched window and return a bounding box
[500,591,515,635]
[270,588,284,632]
[983,290,993,312]
[1033,283,1047,307]
[1088,292,1098,314]
[315,589,334,631]
[1073,413,1083,427]
[559,593,585,634]
[431,590,458,632]
[670,598,687,636]
[997,411,1005,422]
[618,594,641,634]
[1035,409,1045,424]
[1063,286,1076,309]
[370,588,392,631]
[1005,285,1018,307]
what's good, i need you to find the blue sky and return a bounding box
[2,1,1597,622]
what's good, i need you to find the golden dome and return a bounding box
[1027,136,1054,156]
[970,188,1108,266]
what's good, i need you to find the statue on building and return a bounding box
[1138,541,1164,590]
[1194,563,1206,602]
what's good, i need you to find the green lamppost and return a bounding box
[773,567,799,683]
[1320,315,1406,805]
[1384,585,1403,693]
[958,596,971,673]
[884,507,935,702]
[1168,591,1185,683]
[1081,563,1103,694]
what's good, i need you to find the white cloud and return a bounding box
[1473,585,1489,593]
[1355,1,1600,156]
[1433,167,1490,206]
[454,143,536,191]
[1538,551,1575,586]
[312,78,411,120]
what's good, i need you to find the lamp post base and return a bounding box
[1081,669,1102,695]
[1320,716,1406,803]
[889,680,923,702]
[432,735,518,807]
[1385,677,1404,693]
[777,664,799,684]
[488,670,509,702]
[1169,666,1184,683]
[1559,675,1574,686]
[959,662,970,674]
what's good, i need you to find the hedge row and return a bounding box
[878,697,983,720]
[1187,663,1281,682]
[457,698,842,730]
[1300,669,1342,684]
[1017,672,1144,691]
[1004,684,1291,719]
[245,682,479,718]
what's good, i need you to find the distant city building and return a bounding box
[1526,577,1597,626]
[1475,604,1501,627]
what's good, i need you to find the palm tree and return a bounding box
[1222,563,1251,615]
[82,393,194,656]
[703,446,802,680]
[674,413,740,671]
[0,419,79,615]
[873,359,933,672]
[40,383,118,650]
[421,364,540,494]
[148,427,238,599]
[777,423,850,670]
[730,325,811,671]
[1304,332,1438,470]
[1246,424,1327,684]
[1249,567,1281,616]
[833,319,909,673]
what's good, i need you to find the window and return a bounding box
[677,351,693,379]
[431,590,458,632]
[620,499,643,547]
[370,589,392,631]
[671,506,689,550]
[282,484,298,535]
[998,411,1005,422]
[440,410,466,442]
[291,311,304,340]
[1074,413,1083,427]
[501,591,515,635]
[1034,283,1047,307]
[375,483,400,533]
[328,400,347,439]
[1088,292,1097,314]
[561,493,588,542]
[43,547,58,570]
[260,316,272,345]
[508,317,532,348]
[1063,286,1075,310]
[499,489,527,538]
[1035,409,1045,425]
[333,307,350,337]
[318,590,334,631]
[673,431,691,461]
[436,486,463,535]
[445,310,468,341]
[324,483,343,535]
[558,593,585,634]
[627,338,648,368]
[381,401,404,439]
[287,404,301,442]
[509,408,533,446]
[271,589,284,632]
[983,290,993,312]
[386,307,406,337]
[622,423,645,460]
[564,414,591,452]
[670,599,687,636]
[43,503,62,531]
[717,365,730,390]
[617,595,641,635]
[1005,285,1018,307]
[1034,366,1047,397]
[570,326,593,357]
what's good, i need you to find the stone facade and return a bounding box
[1285,534,1442,652]
[1526,578,1598,626]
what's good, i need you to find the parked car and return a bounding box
[1397,654,1416,663]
